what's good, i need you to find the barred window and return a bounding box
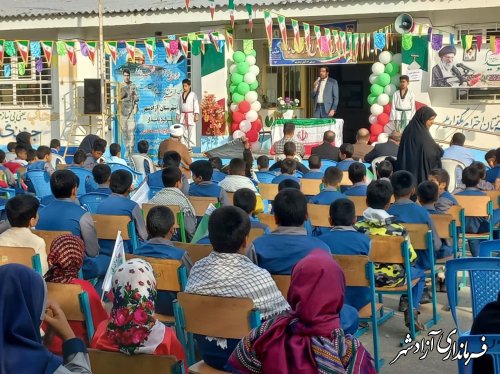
[0,53,52,108]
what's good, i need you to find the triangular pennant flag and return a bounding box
[0,40,4,65]
[292,19,300,51]
[243,39,254,55]
[303,23,311,51]
[324,28,332,55]
[427,27,433,41]
[461,35,467,50]
[191,40,201,56]
[56,41,67,56]
[339,31,346,55]
[79,41,89,57]
[314,25,321,50]
[366,33,371,57]
[360,33,365,60]
[228,0,235,28]
[384,26,389,50]
[4,41,15,57]
[431,34,443,51]
[346,32,352,56]
[163,39,171,56]
[491,36,496,54]
[374,32,386,51]
[264,11,273,46]
[477,35,483,52]
[278,15,287,49]
[402,34,413,51]
[390,25,395,47]
[225,29,234,50]
[246,4,253,32]
[144,37,155,62]
[332,30,339,53]
[30,41,41,59]
[353,33,360,61]
[16,40,29,64]
[180,36,189,56]
[170,40,180,56]
[209,0,215,19]
[495,39,500,55]
[465,35,473,51]
[105,41,117,63]
[125,40,136,61]
[209,32,220,52]
[450,33,455,46]
[41,41,53,66]
[185,0,190,11]
[87,41,97,64]
[65,41,77,65]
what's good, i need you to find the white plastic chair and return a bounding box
[50,154,66,169]
[441,159,466,192]
[131,154,155,177]
[371,156,392,180]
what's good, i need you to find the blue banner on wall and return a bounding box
[112,42,187,161]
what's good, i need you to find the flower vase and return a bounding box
[282,109,294,119]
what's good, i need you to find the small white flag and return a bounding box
[101,230,126,299]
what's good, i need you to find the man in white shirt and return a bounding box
[389,75,416,133]
[311,66,339,118]
[176,78,200,150]
[0,195,47,273]
[442,132,475,183]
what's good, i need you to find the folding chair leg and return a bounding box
[406,290,416,343]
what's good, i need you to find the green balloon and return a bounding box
[367,94,378,105]
[390,62,400,75]
[229,84,237,94]
[384,63,394,75]
[377,73,391,87]
[233,51,246,63]
[231,73,243,85]
[237,82,250,95]
[247,49,257,57]
[232,92,244,104]
[370,84,384,96]
[237,61,249,75]
[250,81,259,90]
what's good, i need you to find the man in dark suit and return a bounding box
[364,131,401,163]
[311,131,340,161]
[312,66,339,118]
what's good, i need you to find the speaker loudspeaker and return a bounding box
[394,13,414,34]
[84,79,102,114]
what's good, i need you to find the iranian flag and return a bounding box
[125,40,136,61]
[209,0,215,19]
[179,36,189,56]
[292,19,300,51]
[264,11,273,45]
[86,41,97,64]
[278,15,287,49]
[314,25,321,50]
[303,23,311,51]
[0,40,4,65]
[16,40,29,64]
[65,41,77,65]
[105,41,117,63]
[144,37,155,62]
[41,41,53,66]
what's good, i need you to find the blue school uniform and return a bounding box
[147,170,189,196]
[336,159,356,171]
[271,174,300,185]
[344,183,368,196]
[310,187,347,205]
[486,165,500,184]
[94,187,112,195]
[189,181,229,206]
[301,170,324,180]
[435,190,458,213]
[318,227,371,310]
[212,169,226,184]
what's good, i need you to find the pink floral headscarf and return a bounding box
[106,259,165,355]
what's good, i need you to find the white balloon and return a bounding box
[377,93,390,106]
[369,73,379,84]
[245,91,259,103]
[230,103,239,112]
[384,83,397,96]
[377,133,389,143]
[370,104,383,116]
[246,55,256,66]
[233,130,245,139]
[251,101,261,112]
[244,72,257,84]
[379,51,392,65]
[249,65,260,76]
[250,141,262,151]
[369,114,378,125]
[391,74,401,87]
[392,53,402,65]
[239,120,252,133]
[229,64,237,74]
[245,110,258,122]
[372,62,385,75]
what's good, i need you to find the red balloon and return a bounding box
[231,122,240,132]
[383,103,391,114]
[246,129,259,142]
[370,123,384,137]
[232,111,245,124]
[377,113,390,126]
[415,101,426,111]
[238,101,251,114]
[251,119,262,133]
[369,135,378,144]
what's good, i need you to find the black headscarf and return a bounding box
[16,132,33,151]
[77,134,100,155]
[396,106,443,184]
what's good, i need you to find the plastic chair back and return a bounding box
[148,186,163,199]
[320,159,337,172]
[479,240,500,257]
[68,167,97,196]
[25,170,52,198]
[108,163,144,185]
[441,158,466,192]
[50,154,66,169]
[131,154,155,177]
[79,192,109,213]
[370,156,389,179]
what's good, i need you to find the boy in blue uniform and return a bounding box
[234,188,270,234]
[36,170,103,279]
[96,170,148,254]
[417,181,439,214]
[189,160,230,206]
[271,159,300,185]
[345,162,368,196]
[302,155,324,180]
[50,139,61,154]
[83,138,106,171]
[26,146,55,175]
[91,164,112,195]
[310,166,346,205]
[336,143,356,171]
[428,168,458,213]
[148,151,189,196]
[485,147,500,186]
[209,157,227,183]
[319,198,371,310]
[135,205,193,316]
[137,140,153,175]
[376,159,393,182]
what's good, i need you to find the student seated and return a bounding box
[92,164,112,195]
[83,138,106,171]
[50,138,61,154]
[148,166,196,241]
[26,146,55,175]
[91,259,186,362]
[345,162,368,196]
[36,170,102,279]
[135,206,193,316]
[0,150,17,186]
[0,195,48,274]
[72,149,87,167]
[107,143,127,166]
[269,142,309,175]
[209,157,226,183]
[26,149,37,164]
[301,155,323,180]
[417,181,439,214]
[0,264,92,374]
[148,151,189,196]
[96,170,148,254]
[271,159,300,184]
[318,198,371,310]
[485,149,496,169]
[137,140,152,175]
[255,155,278,183]
[278,179,300,191]
[354,180,426,331]
[256,155,271,172]
[229,250,375,374]
[428,168,458,213]
[219,158,258,193]
[310,166,346,205]
[44,234,108,355]
[336,143,356,171]
[485,147,500,188]
[185,206,290,371]
[5,141,17,161]
[234,188,271,234]
[4,144,28,173]
[188,160,230,206]
[455,161,494,192]
[376,159,394,181]
[248,188,330,274]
